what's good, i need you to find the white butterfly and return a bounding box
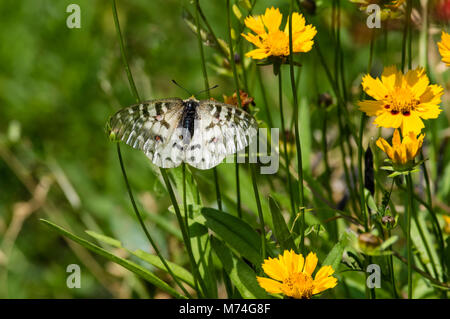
[107,97,258,169]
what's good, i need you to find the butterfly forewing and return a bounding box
[184,100,258,169]
[108,98,185,168]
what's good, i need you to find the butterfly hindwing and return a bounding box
[108,98,185,168]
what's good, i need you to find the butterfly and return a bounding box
[107,97,258,169]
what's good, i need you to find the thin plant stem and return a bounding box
[194,0,222,211]
[112,0,204,297]
[388,230,399,298]
[112,0,194,297]
[407,0,413,70]
[160,168,206,296]
[256,67,274,129]
[361,28,376,300]
[278,69,296,219]
[402,0,412,71]
[112,0,140,103]
[289,0,305,252]
[406,172,414,299]
[226,0,266,258]
[116,145,191,298]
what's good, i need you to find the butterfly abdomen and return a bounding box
[179,99,199,144]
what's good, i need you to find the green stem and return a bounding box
[112,0,140,103]
[194,0,222,211]
[256,67,274,129]
[407,0,413,70]
[402,0,412,71]
[112,0,193,297]
[289,0,305,252]
[278,69,296,220]
[116,145,191,298]
[226,0,266,258]
[160,168,206,297]
[388,230,399,298]
[406,172,414,299]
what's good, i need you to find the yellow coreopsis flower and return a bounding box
[257,250,337,299]
[438,31,450,66]
[358,65,443,135]
[376,129,424,168]
[241,7,317,60]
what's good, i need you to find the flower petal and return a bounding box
[361,74,390,100]
[381,65,401,91]
[261,257,287,281]
[245,48,269,59]
[405,68,429,97]
[376,137,394,160]
[400,113,425,135]
[262,7,283,33]
[358,100,385,116]
[257,277,283,294]
[244,15,266,35]
[373,111,402,129]
[303,252,318,275]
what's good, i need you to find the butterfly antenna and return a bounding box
[171,79,192,96]
[195,84,219,96]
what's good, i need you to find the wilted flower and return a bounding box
[358,65,443,135]
[438,31,450,66]
[257,250,337,299]
[358,233,383,249]
[350,0,406,20]
[376,129,424,169]
[223,90,255,111]
[241,7,317,60]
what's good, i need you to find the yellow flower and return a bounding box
[376,129,424,167]
[358,65,443,135]
[241,7,317,60]
[438,31,450,66]
[444,215,450,234]
[257,250,337,299]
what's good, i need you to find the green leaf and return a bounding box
[85,230,122,248]
[40,219,186,299]
[211,237,271,299]
[131,249,195,288]
[379,235,398,250]
[201,207,262,265]
[322,232,349,272]
[268,196,295,251]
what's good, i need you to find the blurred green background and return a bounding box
[0,0,449,298]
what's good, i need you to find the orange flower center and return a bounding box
[264,30,289,56]
[282,272,314,299]
[383,88,420,116]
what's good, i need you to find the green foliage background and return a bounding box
[0,0,449,298]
